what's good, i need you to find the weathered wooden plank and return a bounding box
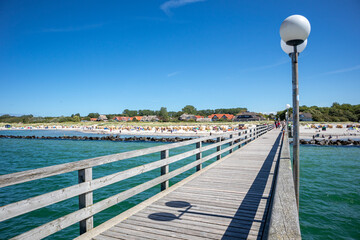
[101,227,154,240]
[112,225,186,240]
[128,214,262,238]
[115,222,209,240]
[93,234,125,240]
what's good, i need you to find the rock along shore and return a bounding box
[297,138,360,146]
[0,135,223,143]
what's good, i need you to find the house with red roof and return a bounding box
[208,114,235,121]
[133,116,143,121]
[113,116,132,122]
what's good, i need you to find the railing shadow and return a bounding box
[221,132,281,239]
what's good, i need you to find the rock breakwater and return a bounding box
[0,135,222,143]
[298,139,360,146]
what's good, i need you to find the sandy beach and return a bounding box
[1,123,360,140]
[299,124,360,140]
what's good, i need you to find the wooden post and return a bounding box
[216,137,221,160]
[160,149,169,191]
[78,168,93,235]
[196,141,202,171]
[229,134,233,154]
[238,132,241,149]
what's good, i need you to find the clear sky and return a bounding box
[1,0,359,116]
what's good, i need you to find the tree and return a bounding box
[88,113,99,118]
[182,105,197,115]
[159,107,169,122]
[123,109,138,117]
[73,115,81,122]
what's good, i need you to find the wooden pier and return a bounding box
[87,130,281,240]
[0,125,301,239]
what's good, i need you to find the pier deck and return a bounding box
[91,130,282,240]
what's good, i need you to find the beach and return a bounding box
[299,124,360,140]
[1,122,360,139]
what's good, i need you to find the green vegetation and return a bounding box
[3,103,358,124]
[277,103,360,122]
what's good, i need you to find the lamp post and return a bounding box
[280,15,311,210]
[286,104,290,134]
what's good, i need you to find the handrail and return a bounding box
[0,124,274,239]
[0,129,242,188]
[263,128,301,239]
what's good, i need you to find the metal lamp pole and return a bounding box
[286,104,290,134]
[291,46,300,209]
[280,15,311,211]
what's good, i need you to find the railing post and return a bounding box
[238,131,242,149]
[78,168,93,235]
[196,141,202,171]
[229,134,233,154]
[160,149,169,191]
[217,137,221,160]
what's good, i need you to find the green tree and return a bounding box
[88,113,99,118]
[73,115,81,122]
[182,105,197,115]
[123,109,138,117]
[159,107,169,122]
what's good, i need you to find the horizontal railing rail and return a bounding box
[0,124,274,239]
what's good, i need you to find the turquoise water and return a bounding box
[0,130,221,239]
[298,145,360,239]
[0,131,359,239]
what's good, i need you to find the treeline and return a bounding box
[277,103,360,122]
[0,105,248,123]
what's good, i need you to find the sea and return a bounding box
[0,130,359,239]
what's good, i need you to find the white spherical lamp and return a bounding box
[286,104,290,109]
[281,39,307,54]
[280,15,311,46]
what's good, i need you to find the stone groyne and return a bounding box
[298,138,360,146]
[0,135,222,143]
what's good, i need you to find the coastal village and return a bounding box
[91,111,267,122]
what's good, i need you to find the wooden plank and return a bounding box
[129,213,261,238]
[127,213,262,239]
[112,225,186,240]
[101,227,154,240]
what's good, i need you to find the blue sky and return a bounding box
[1,0,359,116]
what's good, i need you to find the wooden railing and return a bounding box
[263,128,301,239]
[0,124,273,239]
